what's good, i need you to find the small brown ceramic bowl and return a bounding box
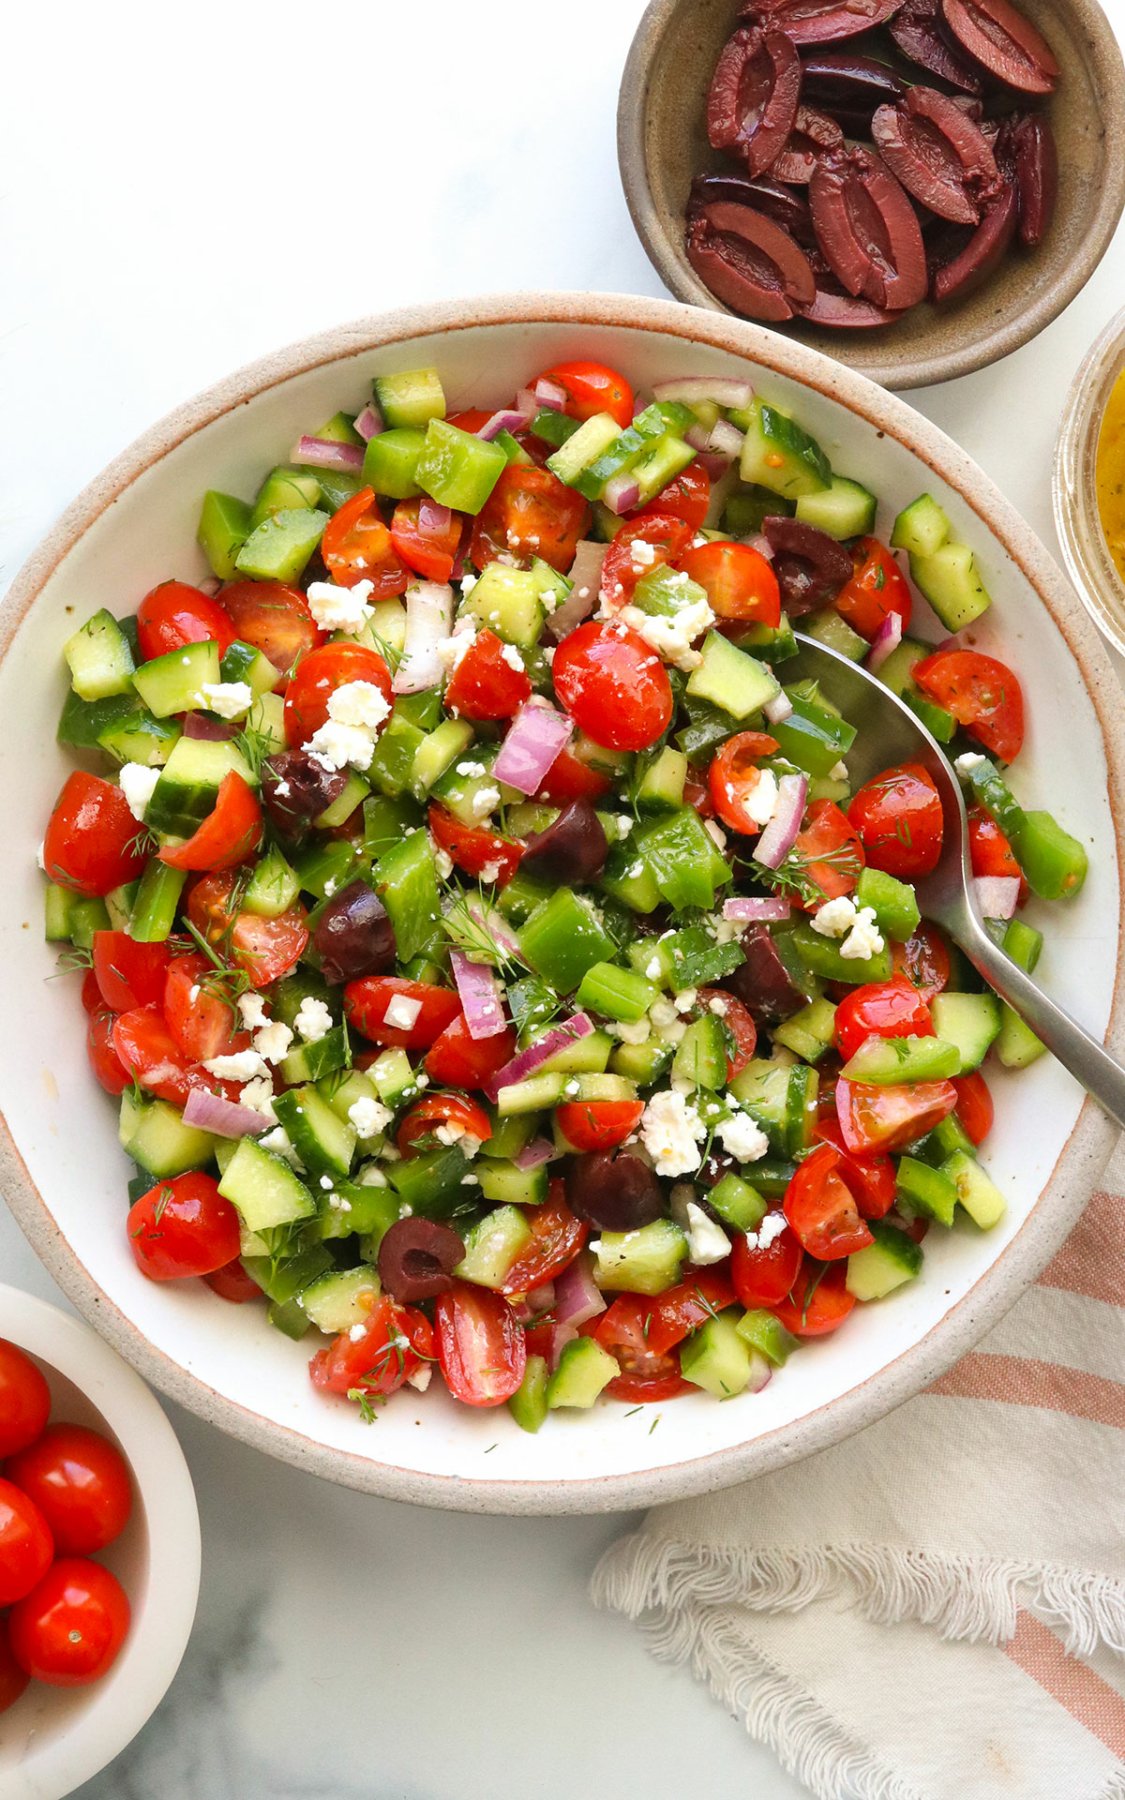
[618,0,1125,389]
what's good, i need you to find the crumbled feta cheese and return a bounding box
[355,1161,388,1187]
[260,1125,299,1167]
[742,767,779,828]
[293,996,334,1043]
[456,761,486,778]
[564,1079,581,1098]
[718,1110,769,1163]
[614,815,634,839]
[478,861,502,885]
[323,877,337,898]
[641,1089,707,1177]
[328,680,390,732]
[407,1365,432,1392]
[631,538,658,568]
[499,643,525,672]
[253,1021,294,1065]
[645,956,663,981]
[626,860,645,880]
[711,915,740,945]
[348,1096,392,1139]
[828,761,849,782]
[704,817,728,852]
[618,597,716,672]
[433,847,454,879]
[188,985,201,1005]
[649,999,678,1030]
[273,778,291,799]
[684,1201,732,1265]
[745,1212,788,1252]
[319,1174,335,1192]
[673,989,698,1014]
[197,680,253,720]
[306,720,377,774]
[954,751,986,777]
[305,578,375,633]
[611,1017,651,1045]
[238,1076,277,1122]
[708,995,729,1017]
[811,895,858,939]
[840,906,884,962]
[437,621,477,675]
[434,1123,483,1156]
[459,572,479,596]
[118,762,160,822]
[384,993,422,1032]
[470,785,500,820]
[415,1074,429,1089]
[237,992,269,1032]
[202,1048,268,1081]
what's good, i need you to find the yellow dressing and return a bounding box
[1095,365,1125,585]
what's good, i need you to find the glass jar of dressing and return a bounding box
[1054,306,1125,657]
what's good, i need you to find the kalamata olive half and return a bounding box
[871,87,998,225]
[687,202,816,322]
[262,751,349,846]
[771,106,845,185]
[940,0,1059,96]
[723,923,812,1024]
[888,0,985,94]
[930,174,1018,302]
[744,0,906,47]
[761,515,854,614]
[565,1153,665,1232]
[809,145,928,311]
[800,51,906,116]
[1011,113,1057,247]
[378,1218,465,1303]
[707,27,802,176]
[691,172,814,244]
[313,880,397,984]
[520,799,608,885]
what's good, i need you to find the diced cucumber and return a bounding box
[803,609,868,662]
[57,688,137,751]
[197,492,253,579]
[219,638,280,700]
[772,690,856,778]
[723,482,793,538]
[739,399,831,499]
[672,1014,728,1091]
[44,882,78,942]
[249,466,322,529]
[362,427,426,499]
[538,1029,614,1075]
[132,640,221,720]
[247,691,286,754]
[370,1046,415,1107]
[455,1205,534,1288]
[415,420,506,515]
[599,842,663,914]
[890,494,950,560]
[546,411,622,487]
[121,1097,217,1178]
[609,1038,674,1085]
[546,1335,618,1409]
[373,367,446,429]
[475,1160,550,1207]
[845,1218,923,1300]
[462,564,545,648]
[873,636,927,697]
[128,860,186,943]
[630,434,696,507]
[895,1155,957,1228]
[235,508,330,583]
[686,632,781,718]
[709,1172,768,1232]
[681,1312,758,1399]
[146,736,256,841]
[218,1139,318,1231]
[272,1086,357,1179]
[278,1026,351,1086]
[63,609,135,701]
[789,919,892,985]
[591,1219,687,1295]
[995,1005,1047,1069]
[930,991,1002,1072]
[575,960,658,1024]
[735,1308,798,1366]
[911,541,992,632]
[509,1354,550,1433]
[943,1149,1006,1229]
[69,897,110,951]
[315,771,369,830]
[97,709,181,768]
[300,1266,381,1334]
[497,1073,568,1116]
[409,719,476,799]
[242,1243,332,1306]
[319,1067,383,1131]
[243,846,300,919]
[635,746,688,812]
[794,475,876,540]
[840,1033,960,1084]
[773,997,837,1064]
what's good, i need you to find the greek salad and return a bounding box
[41,357,1088,1429]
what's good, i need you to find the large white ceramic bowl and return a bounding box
[0,1285,200,1799]
[1,294,1121,1515]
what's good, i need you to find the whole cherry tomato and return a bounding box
[137,579,238,661]
[9,1558,130,1687]
[848,762,944,879]
[679,540,780,624]
[773,1259,856,1337]
[43,773,148,897]
[127,1173,242,1281]
[0,1618,29,1714]
[443,628,532,721]
[0,1340,50,1460]
[0,1479,54,1607]
[6,1425,132,1556]
[556,1098,645,1153]
[552,621,674,752]
[345,977,462,1049]
[536,360,634,428]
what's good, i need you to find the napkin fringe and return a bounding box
[592,1533,1125,1659]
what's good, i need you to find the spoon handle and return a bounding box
[955,916,1125,1132]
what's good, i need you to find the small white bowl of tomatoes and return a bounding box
[0,1284,200,1800]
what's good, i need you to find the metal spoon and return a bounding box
[791,633,1125,1129]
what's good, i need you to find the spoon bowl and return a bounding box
[793,633,1125,1130]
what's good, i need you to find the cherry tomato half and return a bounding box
[321,486,408,594]
[469,465,590,573]
[773,1258,856,1338]
[396,1094,492,1157]
[891,921,952,1001]
[783,1142,874,1260]
[499,1188,588,1296]
[128,1172,242,1281]
[204,1258,264,1304]
[968,806,1028,903]
[345,977,462,1049]
[633,460,712,530]
[642,1269,737,1357]
[707,730,781,835]
[0,1341,50,1460]
[163,952,248,1063]
[391,495,464,583]
[793,799,865,903]
[443,628,532,721]
[679,540,780,624]
[422,1015,516,1090]
[112,1006,197,1106]
[0,1479,54,1607]
[834,538,912,642]
[91,932,171,1013]
[157,771,263,874]
[552,621,674,752]
[848,762,944,880]
[6,1425,132,1557]
[9,1558,130,1687]
[309,1296,432,1400]
[537,359,634,429]
[730,1216,803,1308]
[913,649,1025,764]
[835,1077,958,1155]
[534,745,611,805]
[137,580,237,662]
[953,1070,994,1146]
[434,1282,526,1407]
[87,1009,131,1096]
[814,1115,896,1219]
[592,1296,692,1402]
[218,580,320,676]
[0,1618,28,1714]
[428,803,523,886]
[600,515,694,610]
[556,1098,644,1153]
[833,976,935,1060]
[43,773,148,898]
[283,642,392,749]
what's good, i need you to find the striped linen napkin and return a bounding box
[593,1142,1125,1800]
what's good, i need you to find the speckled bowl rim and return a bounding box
[616,0,1125,391]
[2,292,1122,1515]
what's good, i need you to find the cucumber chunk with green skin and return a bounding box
[44,882,78,942]
[315,770,369,830]
[69,897,110,950]
[236,508,330,583]
[771,691,856,778]
[680,1312,757,1399]
[220,638,280,699]
[591,1219,688,1295]
[249,466,322,529]
[120,1094,219,1178]
[609,1038,675,1085]
[319,1068,382,1132]
[314,411,365,448]
[872,636,927,697]
[509,1354,551,1432]
[415,420,506,515]
[794,475,876,540]
[496,1073,566,1117]
[362,427,425,499]
[840,1033,961,1084]
[575,961,658,1024]
[739,400,831,499]
[272,1087,356,1179]
[904,690,957,743]
[243,846,300,919]
[373,367,446,430]
[803,609,868,663]
[538,1029,614,1075]
[546,412,622,488]
[455,1206,534,1288]
[128,860,186,943]
[890,493,950,560]
[57,688,138,751]
[845,1218,923,1300]
[146,736,257,840]
[317,1180,398,1247]
[63,609,135,701]
[773,996,837,1064]
[387,1145,472,1218]
[943,1149,1006,1229]
[735,1308,799,1365]
[789,920,893,985]
[672,1014,729,1090]
[910,541,992,632]
[722,483,793,537]
[218,1139,317,1232]
[570,401,695,500]
[996,1005,1047,1069]
[278,1026,351,1087]
[243,1243,333,1306]
[709,1172,768,1232]
[410,718,475,798]
[929,991,1001,1072]
[546,1336,618,1409]
[132,640,222,720]
[198,491,253,579]
[97,709,181,768]
[630,434,696,506]
[635,745,688,812]
[475,1160,550,1208]
[895,1155,957,1228]
[369,1046,415,1108]
[686,632,781,718]
[462,564,545,647]
[300,1267,381,1334]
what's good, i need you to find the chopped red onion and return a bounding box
[548,1322,579,1369]
[533,376,568,410]
[754,772,808,870]
[493,697,573,795]
[183,1087,269,1140]
[722,896,792,923]
[353,403,383,441]
[651,376,754,410]
[603,473,641,516]
[291,435,365,474]
[392,582,454,694]
[198,575,222,598]
[696,452,733,483]
[465,901,522,963]
[547,540,606,640]
[183,712,239,742]
[764,691,793,725]
[484,1013,594,1103]
[748,533,774,560]
[745,1350,772,1394]
[478,390,539,441]
[866,611,904,673]
[511,1282,557,1324]
[686,423,713,454]
[450,952,507,1040]
[973,876,1021,920]
[514,1137,556,1170]
[554,1251,606,1328]
[418,498,454,539]
[708,418,746,458]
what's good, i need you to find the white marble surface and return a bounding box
[2,1,1124,1793]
